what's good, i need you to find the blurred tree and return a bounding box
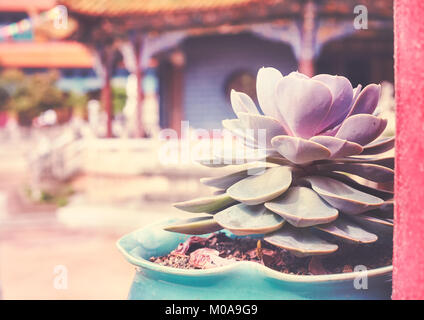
[0,69,92,125]
[87,86,127,115]
[0,87,9,111]
[112,86,127,114]
[0,69,126,125]
[0,69,64,125]
[65,91,88,118]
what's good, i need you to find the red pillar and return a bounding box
[102,64,113,138]
[133,38,145,138]
[169,51,185,137]
[393,0,424,299]
[298,0,316,77]
[98,46,115,138]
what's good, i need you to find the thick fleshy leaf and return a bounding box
[214,203,284,235]
[329,155,394,169]
[305,84,362,137]
[319,172,394,200]
[332,171,394,194]
[349,213,394,230]
[312,74,353,131]
[264,225,338,257]
[173,193,236,213]
[275,75,333,138]
[335,114,387,146]
[200,165,270,190]
[303,176,384,214]
[222,119,256,146]
[196,157,229,168]
[227,166,292,205]
[351,84,362,105]
[265,187,338,227]
[310,136,363,159]
[361,136,395,155]
[213,189,226,195]
[271,135,331,164]
[197,145,271,167]
[288,71,309,79]
[256,67,286,125]
[238,112,287,148]
[265,155,294,166]
[230,89,259,116]
[315,217,378,243]
[313,163,394,183]
[348,84,381,116]
[380,200,394,214]
[376,181,394,193]
[164,216,223,235]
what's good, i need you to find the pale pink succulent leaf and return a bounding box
[265,186,338,228]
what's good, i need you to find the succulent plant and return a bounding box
[165,67,394,257]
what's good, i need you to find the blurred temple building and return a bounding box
[0,0,131,93]
[1,0,394,135]
[60,0,393,136]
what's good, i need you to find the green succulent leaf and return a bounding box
[237,112,287,148]
[214,203,284,235]
[196,157,230,168]
[320,172,394,199]
[271,135,331,164]
[200,164,272,190]
[227,166,292,205]
[332,155,394,169]
[350,213,393,228]
[264,225,338,257]
[310,136,363,159]
[380,200,394,214]
[264,186,338,227]
[197,147,273,167]
[173,193,236,213]
[303,176,384,214]
[164,216,223,235]
[313,162,394,183]
[222,118,256,146]
[315,217,378,243]
[361,136,395,155]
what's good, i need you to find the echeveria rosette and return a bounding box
[166,67,394,258]
[226,68,388,164]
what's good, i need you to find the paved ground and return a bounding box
[0,215,135,299]
[0,141,180,299]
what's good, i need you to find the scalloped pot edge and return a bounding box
[116,219,393,284]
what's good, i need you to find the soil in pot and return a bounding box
[149,232,392,275]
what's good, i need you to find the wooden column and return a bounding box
[169,51,185,136]
[393,0,424,299]
[298,0,317,76]
[98,47,115,138]
[133,37,145,138]
[103,68,113,137]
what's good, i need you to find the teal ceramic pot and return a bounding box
[117,219,392,300]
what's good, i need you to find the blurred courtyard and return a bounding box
[0,132,207,299]
[0,0,395,299]
[0,136,175,299]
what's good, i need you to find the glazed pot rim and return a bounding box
[117,219,393,284]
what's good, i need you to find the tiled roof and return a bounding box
[0,0,56,12]
[0,41,93,68]
[60,0,392,18]
[60,0,280,17]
